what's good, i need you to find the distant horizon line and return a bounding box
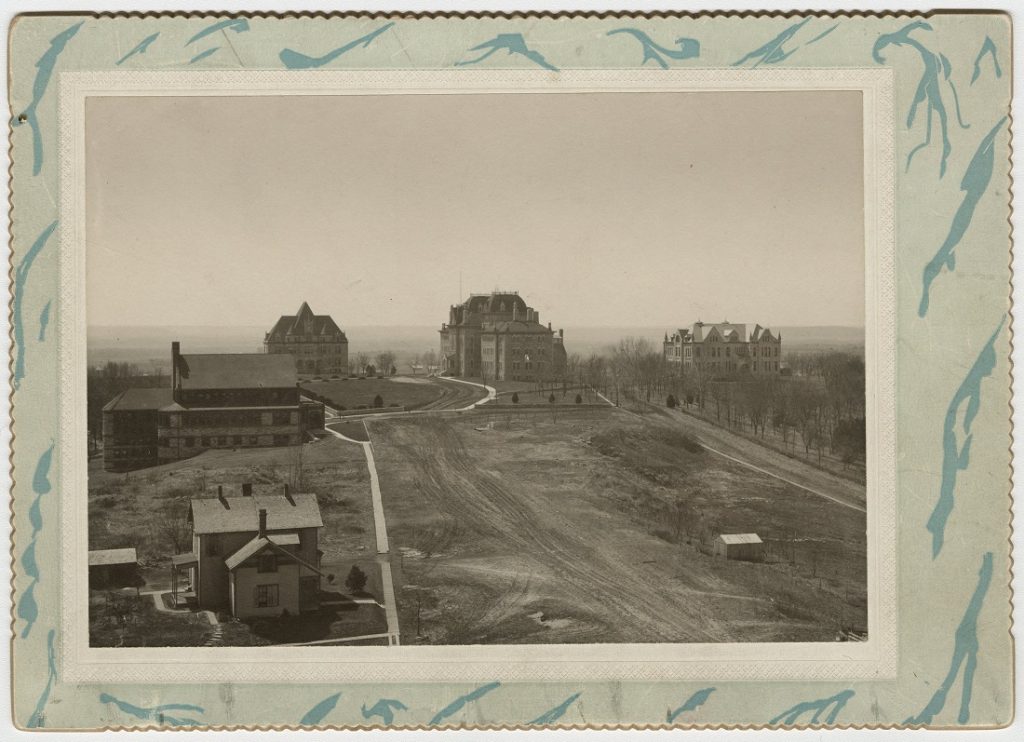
[88,323,868,330]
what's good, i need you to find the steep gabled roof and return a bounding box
[267,302,347,341]
[223,532,300,571]
[189,493,322,535]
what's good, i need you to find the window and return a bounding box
[257,554,277,573]
[273,434,291,446]
[254,584,279,607]
[249,435,259,445]
[233,435,243,445]
[200,437,210,447]
[184,437,195,447]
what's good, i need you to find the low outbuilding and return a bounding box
[713,533,765,562]
[88,547,140,589]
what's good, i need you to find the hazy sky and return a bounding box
[86,91,865,329]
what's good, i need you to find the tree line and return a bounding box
[560,338,866,470]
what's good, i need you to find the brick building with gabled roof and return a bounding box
[172,485,325,617]
[101,342,326,471]
[265,301,349,376]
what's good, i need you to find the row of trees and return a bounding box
[349,351,397,378]
[559,338,866,469]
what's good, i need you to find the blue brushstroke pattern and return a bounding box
[667,687,716,723]
[939,53,970,130]
[971,36,1002,85]
[38,300,51,342]
[733,19,810,67]
[429,682,501,726]
[11,22,83,176]
[607,29,699,69]
[361,698,408,725]
[769,689,855,725]
[805,22,841,46]
[99,693,205,727]
[927,316,1005,556]
[13,221,58,389]
[456,34,558,72]
[18,444,54,638]
[919,116,1006,317]
[528,692,581,724]
[184,18,249,46]
[26,629,57,728]
[116,32,159,65]
[189,47,220,65]
[873,21,960,177]
[301,692,341,725]
[280,24,394,69]
[905,552,993,725]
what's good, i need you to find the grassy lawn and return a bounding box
[88,437,376,590]
[90,591,213,647]
[244,603,387,644]
[302,376,443,411]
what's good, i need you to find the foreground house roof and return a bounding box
[223,532,300,570]
[177,353,297,390]
[189,493,323,535]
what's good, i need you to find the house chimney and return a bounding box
[217,485,227,508]
[559,328,564,338]
[284,483,294,505]
[171,341,181,393]
[548,322,552,331]
[242,483,252,497]
[258,508,267,538]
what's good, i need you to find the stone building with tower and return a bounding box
[265,302,349,376]
[663,321,782,378]
[439,291,566,382]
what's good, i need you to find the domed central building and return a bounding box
[439,291,566,382]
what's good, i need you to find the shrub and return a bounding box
[373,394,384,408]
[666,394,677,409]
[511,392,519,404]
[575,394,583,404]
[345,565,368,593]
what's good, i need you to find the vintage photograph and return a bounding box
[85,90,868,649]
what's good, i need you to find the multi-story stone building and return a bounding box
[102,342,325,471]
[265,302,348,376]
[663,321,782,378]
[439,291,566,382]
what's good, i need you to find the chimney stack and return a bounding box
[242,483,252,497]
[258,508,267,538]
[171,341,181,393]
[284,483,294,505]
[217,485,227,508]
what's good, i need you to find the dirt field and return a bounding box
[371,407,866,644]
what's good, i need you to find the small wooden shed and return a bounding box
[88,547,140,589]
[714,533,765,562]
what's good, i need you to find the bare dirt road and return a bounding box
[370,408,866,645]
